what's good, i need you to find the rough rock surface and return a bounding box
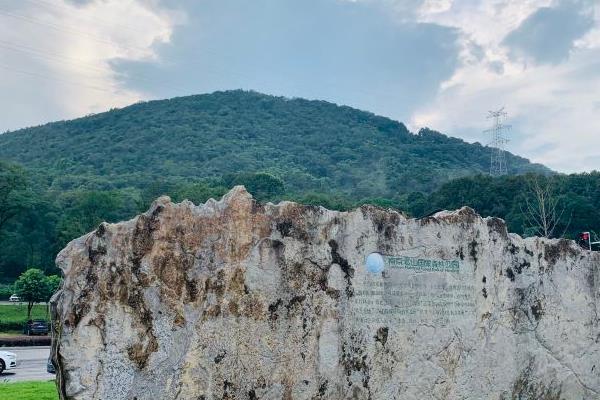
[51,186,600,400]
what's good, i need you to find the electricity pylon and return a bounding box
[484,108,511,176]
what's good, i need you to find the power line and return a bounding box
[0,5,399,101]
[23,0,156,37]
[0,4,408,114]
[0,63,119,93]
[0,8,134,51]
[0,41,197,94]
[0,41,108,74]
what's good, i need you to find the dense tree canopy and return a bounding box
[0,91,595,281]
[0,160,597,282]
[0,91,548,197]
[0,161,30,235]
[427,173,600,240]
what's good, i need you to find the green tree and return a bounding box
[172,182,228,205]
[44,274,63,319]
[0,161,29,236]
[224,172,285,201]
[137,180,177,212]
[14,268,49,320]
[56,190,124,248]
[46,275,62,301]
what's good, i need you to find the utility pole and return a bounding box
[484,108,511,176]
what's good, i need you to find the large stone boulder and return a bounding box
[51,186,600,399]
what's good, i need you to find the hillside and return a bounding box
[0,90,548,196]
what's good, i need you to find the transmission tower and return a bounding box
[484,108,511,176]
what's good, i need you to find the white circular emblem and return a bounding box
[365,252,384,273]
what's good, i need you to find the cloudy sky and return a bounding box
[0,0,599,172]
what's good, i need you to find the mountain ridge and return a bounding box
[0,90,549,195]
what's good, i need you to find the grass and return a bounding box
[0,380,58,400]
[0,331,22,337]
[0,304,49,332]
[0,304,48,323]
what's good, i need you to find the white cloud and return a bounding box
[0,0,179,131]
[408,0,600,172]
[2,0,599,173]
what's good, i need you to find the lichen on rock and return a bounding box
[50,186,600,399]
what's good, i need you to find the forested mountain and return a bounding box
[2,90,596,283]
[0,90,548,196]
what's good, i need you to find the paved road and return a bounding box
[0,346,55,382]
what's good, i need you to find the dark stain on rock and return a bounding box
[271,238,285,251]
[127,340,157,370]
[251,200,265,214]
[124,285,159,369]
[214,350,226,364]
[153,251,187,298]
[482,288,488,299]
[586,271,595,290]
[375,327,388,346]
[507,243,519,255]
[341,334,371,397]
[274,207,311,242]
[531,299,543,321]
[276,220,293,237]
[71,265,98,327]
[285,295,306,314]
[132,214,158,259]
[512,359,561,400]
[515,260,530,274]
[506,268,515,282]
[482,276,486,283]
[88,243,107,264]
[95,222,107,237]
[227,300,239,316]
[205,270,227,298]
[544,240,577,267]
[173,313,185,327]
[130,211,160,283]
[318,380,328,396]
[222,380,234,400]
[418,216,439,226]
[318,272,329,292]
[515,288,526,304]
[325,287,340,300]
[468,240,478,264]
[268,299,283,321]
[185,277,198,302]
[369,209,400,234]
[205,304,221,318]
[328,240,354,297]
[456,247,465,260]
[487,218,508,239]
[384,225,395,240]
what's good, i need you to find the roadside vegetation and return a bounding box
[0,304,48,333]
[0,159,598,283]
[0,381,57,400]
[0,92,597,282]
[0,269,60,333]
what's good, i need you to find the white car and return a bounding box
[0,351,17,373]
[8,294,20,302]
